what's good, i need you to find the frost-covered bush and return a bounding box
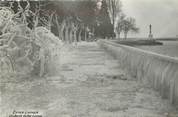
[32,27,63,76]
[0,3,62,77]
[0,7,13,30]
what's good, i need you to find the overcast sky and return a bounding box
[122,0,178,38]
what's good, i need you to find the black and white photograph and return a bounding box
[0,0,178,117]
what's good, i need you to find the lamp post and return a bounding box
[148,24,153,39]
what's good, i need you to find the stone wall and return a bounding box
[98,40,178,106]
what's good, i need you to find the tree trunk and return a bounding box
[49,12,55,31]
[124,32,127,40]
[112,0,115,39]
[74,30,77,46]
[55,15,61,40]
[65,26,69,43]
[68,29,71,43]
[112,18,115,39]
[61,21,66,41]
[78,30,82,42]
[118,32,120,39]
[116,32,120,39]
[84,29,87,41]
[61,28,64,42]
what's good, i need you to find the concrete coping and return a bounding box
[98,40,178,64]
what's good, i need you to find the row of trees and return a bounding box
[46,1,95,43]
[1,0,139,41]
[27,0,139,40]
[1,1,93,43]
[105,0,139,39]
[55,16,91,44]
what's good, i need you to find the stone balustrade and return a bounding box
[98,40,178,106]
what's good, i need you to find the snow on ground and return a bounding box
[0,42,178,117]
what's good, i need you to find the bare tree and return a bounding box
[64,19,69,43]
[116,13,125,39]
[105,0,122,38]
[122,17,139,39]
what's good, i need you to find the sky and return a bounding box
[122,0,178,38]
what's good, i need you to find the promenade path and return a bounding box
[1,42,178,117]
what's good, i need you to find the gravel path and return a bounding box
[1,42,177,117]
